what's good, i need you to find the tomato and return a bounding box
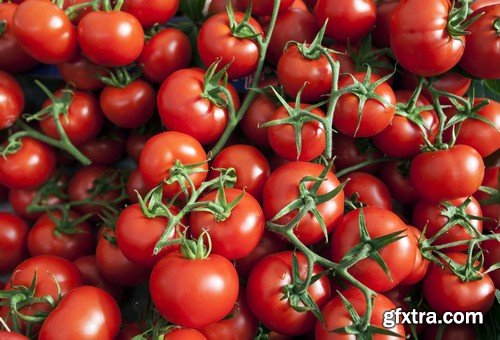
[100,79,155,129]
[198,12,263,79]
[0,70,23,129]
[77,10,144,67]
[122,0,178,28]
[400,226,430,285]
[73,255,123,300]
[372,0,399,48]
[241,0,294,16]
[334,73,396,137]
[158,68,240,145]
[314,0,376,42]
[459,5,500,79]
[139,131,208,196]
[56,53,105,91]
[331,208,417,292]
[209,0,244,14]
[95,229,150,287]
[474,166,499,230]
[453,99,500,158]
[471,0,500,11]
[0,3,37,73]
[208,144,270,200]
[164,329,207,340]
[264,8,319,65]
[0,184,6,202]
[315,288,406,339]
[40,90,104,146]
[125,129,151,162]
[246,251,331,336]
[138,28,192,84]
[482,237,500,288]
[390,0,465,76]
[150,251,239,328]
[126,169,148,203]
[0,212,28,274]
[423,252,495,313]
[190,188,265,260]
[372,90,439,158]
[263,162,344,245]
[424,324,476,340]
[79,128,127,166]
[116,323,142,340]
[0,138,56,190]
[38,286,121,340]
[332,133,382,173]
[409,145,485,202]
[377,161,419,205]
[341,171,392,210]
[240,92,276,148]
[27,210,95,261]
[413,197,483,253]
[0,331,28,340]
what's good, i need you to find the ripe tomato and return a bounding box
[341,171,392,210]
[138,28,192,84]
[482,237,500,288]
[332,133,382,173]
[125,129,151,162]
[77,10,144,67]
[100,79,155,129]
[474,166,499,230]
[0,138,56,190]
[198,12,264,79]
[0,70,24,129]
[0,212,28,274]
[79,128,126,166]
[0,331,28,340]
[150,251,239,328]
[122,0,179,28]
[38,286,121,340]
[241,0,294,16]
[390,0,465,76]
[190,188,265,260]
[331,208,417,292]
[116,323,142,340]
[423,252,495,313]
[158,68,240,145]
[246,251,331,336]
[263,162,344,245]
[40,90,104,146]
[399,226,430,285]
[209,0,244,14]
[315,288,406,339]
[314,0,376,42]
[139,131,208,196]
[164,329,207,340]
[377,161,419,205]
[334,73,396,137]
[73,255,124,300]
[409,145,485,202]
[372,0,399,48]
[240,92,276,148]
[126,169,148,203]
[56,53,105,91]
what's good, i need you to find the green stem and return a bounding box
[335,158,392,178]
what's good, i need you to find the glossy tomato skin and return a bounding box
[390,0,465,76]
[314,0,376,42]
[138,28,192,84]
[100,79,155,129]
[240,93,276,148]
[241,0,294,16]
[409,145,485,202]
[334,73,396,137]
[246,251,331,336]
[12,0,77,63]
[263,162,344,245]
[341,171,392,210]
[315,288,406,339]
[0,138,56,190]
[423,252,495,313]
[331,208,417,292]
[158,68,240,145]
[150,252,239,329]
[122,0,179,28]
[459,5,500,79]
[139,131,208,196]
[0,70,23,129]
[377,161,419,204]
[56,53,104,91]
[332,133,382,173]
[40,90,104,146]
[0,212,28,274]
[77,10,144,67]
[38,286,121,340]
[165,329,207,340]
[0,331,29,340]
[399,226,430,285]
[198,12,263,79]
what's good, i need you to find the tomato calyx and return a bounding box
[444,94,498,132]
[227,1,262,40]
[0,20,6,37]
[98,66,142,88]
[180,230,212,260]
[344,193,365,212]
[447,0,483,38]
[201,60,236,110]
[495,17,500,35]
[347,35,393,74]
[25,173,68,215]
[291,21,329,60]
[63,0,101,20]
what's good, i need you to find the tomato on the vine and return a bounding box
[0,212,28,274]
[0,70,24,130]
[122,0,179,28]
[341,171,392,210]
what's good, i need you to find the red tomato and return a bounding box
[56,53,105,91]
[474,166,499,230]
[0,331,28,339]
[331,207,417,292]
[0,138,56,190]
[198,12,264,79]
[126,169,148,203]
[263,162,344,245]
[158,68,240,145]
[139,131,208,196]
[40,90,104,146]
[100,79,155,129]
[246,251,331,336]
[334,73,396,137]
[372,0,399,48]
[208,0,244,14]
[79,128,127,166]
[138,28,192,84]
[122,0,178,28]
[399,226,429,285]
[12,0,77,63]
[73,255,123,301]
[341,171,392,210]
[377,161,419,204]
[409,145,485,202]
[0,212,28,274]
[164,329,207,340]
[38,286,121,340]
[482,237,500,288]
[314,0,376,42]
[77,10,144,67]
[390,0,465,76]
[240,93,276,148]
[423,252,495,313]
[125,129,151,162]
[241,0,294,16]
[150,251,239,328]
[116,323,142,340]
[0,70,24,129]
[332,133,382,173]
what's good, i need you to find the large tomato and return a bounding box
[341,171,392,210]
[0,212,28,274]
[122,0,179,28]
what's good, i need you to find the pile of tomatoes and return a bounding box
[0,0,499,339]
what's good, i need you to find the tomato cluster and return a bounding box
[0,0,499,339]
